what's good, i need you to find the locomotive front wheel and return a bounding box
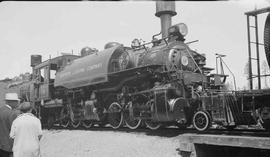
[60,119,70,128]
[82,120,93,129]
[124,113,142,130]
[108,102,123,129]
[71,120,81,128]
[144,120,161,130]
[193,111,211,131]
[144,100,161,130]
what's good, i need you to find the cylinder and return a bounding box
[30,55,42,67]
[155,1,177,38]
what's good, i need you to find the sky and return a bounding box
[0,0,269,89]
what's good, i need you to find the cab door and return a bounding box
[38,65,50,100]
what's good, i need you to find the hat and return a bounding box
[5,93,20,101]
[19,102,32,112]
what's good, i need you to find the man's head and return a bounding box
[5,93,20,109]
[19,102,32,113]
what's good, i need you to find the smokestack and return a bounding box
[155,1,177,38]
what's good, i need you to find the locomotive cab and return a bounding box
[32,55,79,101]
[33,63,57,100]
[26,54,79,128]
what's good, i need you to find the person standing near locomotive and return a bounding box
[10,102,42,157]
[0,93,20,157]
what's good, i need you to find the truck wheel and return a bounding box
[193,111,211,131]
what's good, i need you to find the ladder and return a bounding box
[246,14,262,89]
[245,7,270,89]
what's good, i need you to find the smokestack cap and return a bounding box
[155,1,177,17]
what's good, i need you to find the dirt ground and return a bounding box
[40,129,181,157]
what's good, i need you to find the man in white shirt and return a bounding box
[10,102,42,157]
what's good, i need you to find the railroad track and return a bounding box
[46,124,270,138]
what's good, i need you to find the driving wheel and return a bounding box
[108,102,123,129]
[82,120,93,129]
[145,120,161,130]
[71,120,81,128]
[144,100,161,130]
[60,107,70,128]
[124,109,142,130]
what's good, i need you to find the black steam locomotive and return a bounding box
[19,22,258,131]
[19,2,268,132]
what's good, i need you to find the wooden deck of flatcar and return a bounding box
[178,133,270,157]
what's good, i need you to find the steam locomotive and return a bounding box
[18,2,270,132]
[19,21,259,131]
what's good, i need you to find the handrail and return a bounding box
[221,58,237,91]
[216,54,237,91]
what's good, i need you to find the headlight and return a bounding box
[178,23,188,37]
[168,23,188,37]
